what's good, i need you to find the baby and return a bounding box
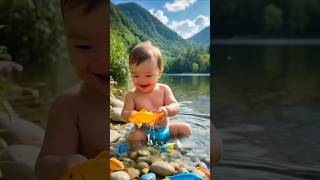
[35,1,108,179]
[121,41,192,148]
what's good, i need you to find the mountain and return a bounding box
[188,26,210,44]
[110,3,146,48]
[116,2,193,62]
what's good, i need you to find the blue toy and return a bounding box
[165,173,203,180]
[118,143,129,154]
[140,173,156,180]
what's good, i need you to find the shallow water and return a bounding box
[213,45,320,179]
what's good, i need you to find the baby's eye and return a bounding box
[74,45,92,50]
[133,75,139,78]
[146,75,153,77]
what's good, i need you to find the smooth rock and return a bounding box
[170,150,182,159]
[110,107,126,123]
[120,157,133,163]
[110,171,130,180]
[138,149,151,157]
[127,167,140,179]
[110,129,121,143]
[137,156,151,164]
[0,114,44,146]
[0,161,37,180]
[136,162,149,170]
[0,145,40,169]
[110,97,124,108]
[128,151,138,159]
[150,161,175,176]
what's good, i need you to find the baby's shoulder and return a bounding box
[126,88,137,96]
[157,83,171,91]
[49,84,81,114]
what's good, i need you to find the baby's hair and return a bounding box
[129,41,164,70]
[60,0,104,17]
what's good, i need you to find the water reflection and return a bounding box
[214,45,320,179]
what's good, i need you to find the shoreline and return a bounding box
[164,73,210,76]
[212,38,320,45]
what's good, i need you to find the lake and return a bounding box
[213,45,320,179]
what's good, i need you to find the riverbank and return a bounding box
[0,75,44,179]
[213,38,320,45]
[110,83,210,179]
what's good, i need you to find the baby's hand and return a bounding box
[154,107,168,126]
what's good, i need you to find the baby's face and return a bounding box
[64,3,108,96]
[130,58,162,93]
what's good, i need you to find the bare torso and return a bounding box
[76,84,107,158]
[132,83,168,128]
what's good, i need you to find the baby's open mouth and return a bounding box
[139,84,149,88]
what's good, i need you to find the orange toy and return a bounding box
[128,109,163,128]
[196,164,210,180]
[60,151,107,180]
[110,157,124,173]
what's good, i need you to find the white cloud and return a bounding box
[168,15,210,39]
[149,9,169,25]
[164,0,197,12]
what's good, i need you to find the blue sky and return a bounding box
[111,0,210,39]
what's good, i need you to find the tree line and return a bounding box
[214,0,320,38]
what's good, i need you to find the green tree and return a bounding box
[264,4,283,36]
[0,0,63,63]
[192,63,199,72]
[110,32,130,83]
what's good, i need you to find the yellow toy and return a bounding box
[110,157,124,173]
[196,164,210,180]
[128,109,163,128]
[60,151,108,180]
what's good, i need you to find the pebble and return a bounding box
[150,161,175,176]
[128,151,138,159]
[127,167,140,179]
[137,156,151,164]
[109,121,211,179]
[110,130,121,143]
[138,149,151,157]
[136,161,149,170]
[110,171,130,180]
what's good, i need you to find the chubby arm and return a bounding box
[35,93,87,180]
[162,84,179,117]
[121,91,137,122]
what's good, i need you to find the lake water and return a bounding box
[213,45,320,179]
[8,45,320,179]
[12,58,79,127]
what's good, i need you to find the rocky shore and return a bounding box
[110,84,211,180]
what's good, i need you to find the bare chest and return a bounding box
[134,90,165,111]
[77,99,107,158]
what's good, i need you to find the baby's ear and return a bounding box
[160,68,164,75]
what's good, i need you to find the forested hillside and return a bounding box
[110,2,210,81]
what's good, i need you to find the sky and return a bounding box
[111,0,210,39]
